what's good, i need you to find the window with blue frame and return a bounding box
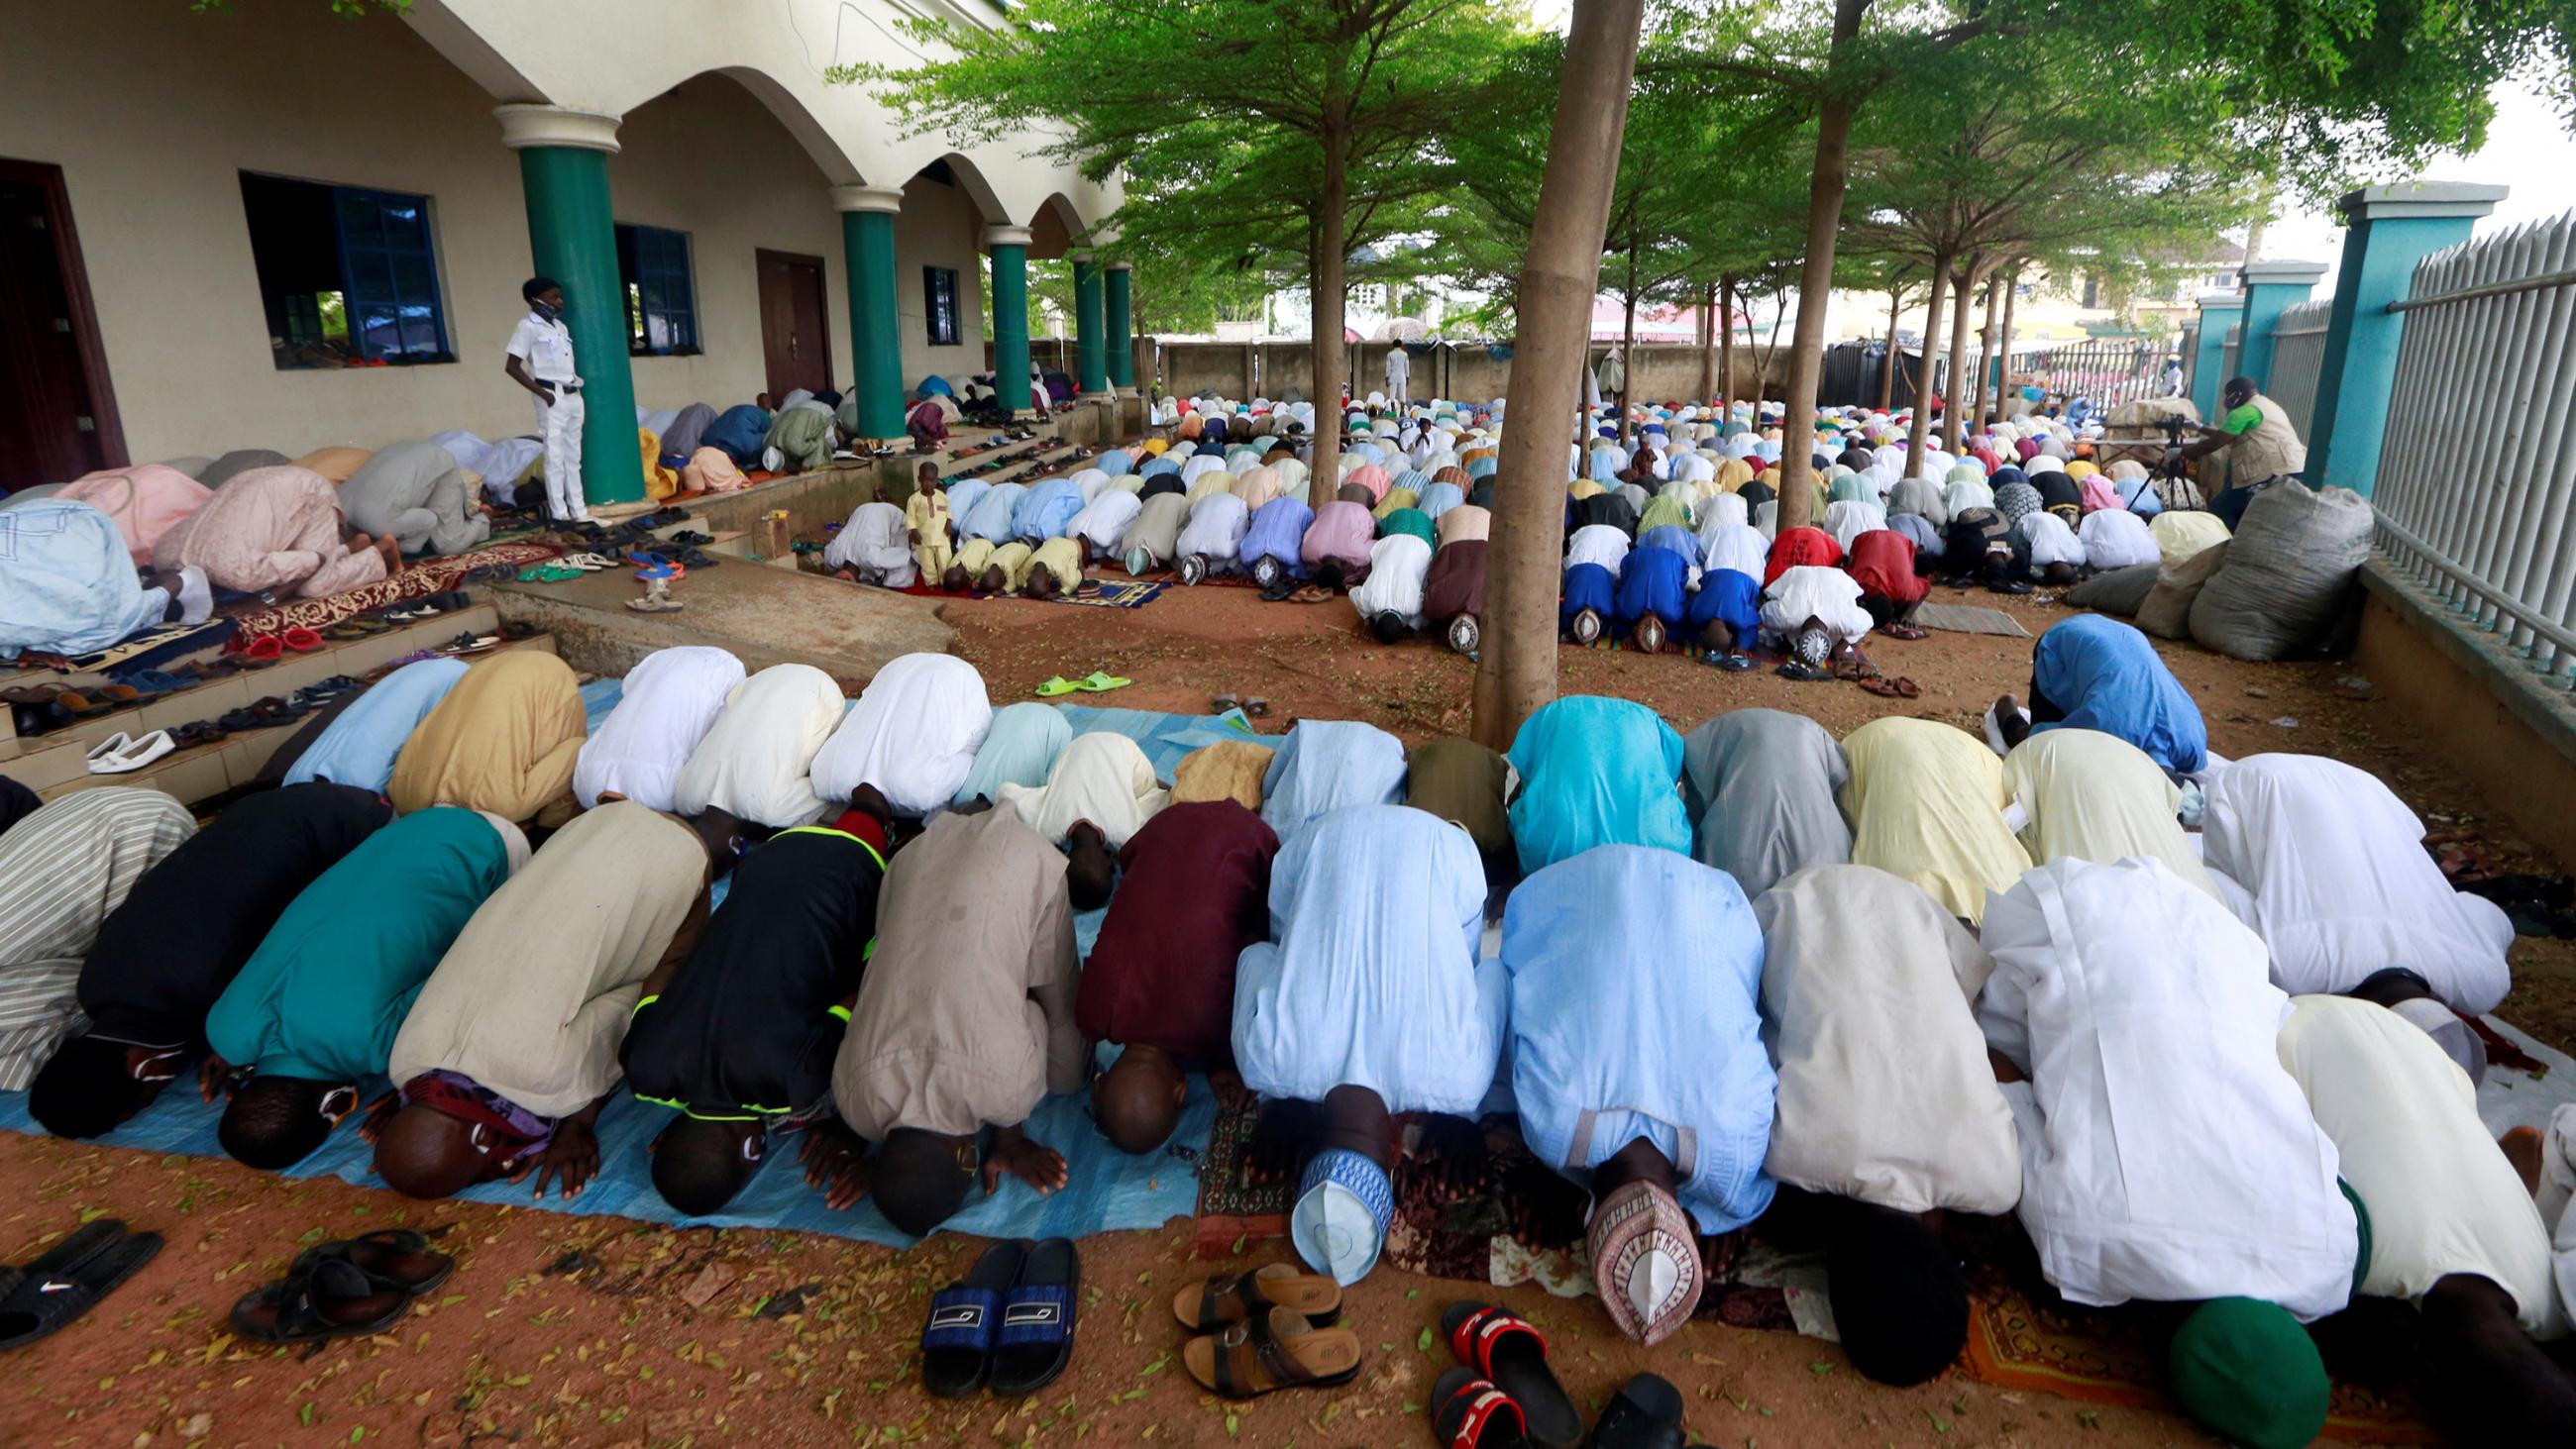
[239,172,453,368]
[616,223,699,356]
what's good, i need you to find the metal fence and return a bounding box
[2019,337,2164,410]
[2371,213,2576,682]
[2262,299,2334,440]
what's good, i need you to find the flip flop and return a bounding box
[920,1240,1027,1398]
[291,1229,454,1296]
[280,626,326,653]
[1033,676,1079,697]
[1583,1373,1685,1449]
[1072,671,1130,692]
[1183,1306,1363,1399]
[1859,676,1905,697]
[1432,1367,1533,1449]
[0,1220,163,1350]
[1243,697,1272,719]
[1174,1263,1342,1331]
[1715,652,1755,672]
[988,1237,1079,1398]
[1444,1303,1581,1449]
[1892,676,1922,698]
[1210,693,1239,714]
[229,1257,409,1345]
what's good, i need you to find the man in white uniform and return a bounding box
[1383,345,1410,406]
[503,276,590,528]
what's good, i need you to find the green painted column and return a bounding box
[2191,294,2241,420]
[2305,182,2505,495]
[1104,262,1134,392]
[2234,259,2327,391]
[496,105,643,507]
[1073,258,1110,396]
[986,226,1033,420]
[833,185,908,440]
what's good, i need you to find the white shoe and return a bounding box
[91,730,173,775]
[85,733,134,769]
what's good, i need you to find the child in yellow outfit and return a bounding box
[904,465,954,582]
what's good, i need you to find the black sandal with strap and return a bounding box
[291,1228,454,1295]
[1172,1263,1342,1330]
[229,1257,411,1345]
[0,1219,163,1351]
[1184,1305,1362,1399]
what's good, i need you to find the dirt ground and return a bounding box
[5,579,2565,1449]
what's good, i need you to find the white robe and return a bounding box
[999,732,1169,849]
[1176,493,1250,569]
[823,502,916,585]
[671,663,846,828]
[807,653,994,818]
[1348,534,1432,628]
[2078,509,2159,569]
[1564,523,1631,573]
[1761,566,1873,643]
[1979,857,2357,1320]
[1066,489,1141,558]
[574,646,746,811]
[2016,512,2087,569]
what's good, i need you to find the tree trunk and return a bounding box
[1878,285,1902,411]
[1618,242,1638,448]
[1470,0,1645,750]
[1696,279,1716,403]
[1991,268,2020,426]
[1719,274,1738,422]
[1903,249,1954,477]
[1309,128,1348,510]
[1945,263,1979,454]
[1771,0,1869,533]
[1969,272,2001,440]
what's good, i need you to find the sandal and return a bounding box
[1775,661,1828,682]
[1892,676,1922,698]
[1243,697,1271,719]
[1443,1303,1580,1449]
[229,1257,410,1345]
[55,691,113,719]
[1033,676,1080,698]
[1859,676,1905,697]
[1182,1305,1362,1399]
[1884,623,1930,641]
[1210,693,1239,714]
[1071,671,1130,693]
[280,626,326,653]
[1174,1263,1342,1331]
[920,1240,1026,1397]
[1431,1368,1533,1449]
[0,1219,163,1350]
[989,1237,1079,1398]
[291,1229,454,1295]
[1714,652,1755,672]
[1586,1373,1686,1449]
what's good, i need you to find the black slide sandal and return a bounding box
[1585,1373,1685,1449]
[292,1228,454,1295]
[0,1220,163,1351]
[1443,1301,1582,1449]
[919,1240,1026,1397]
[229,1258,410,1345]
[988,1236,1079,1398]
[1432,1366,1534,1448]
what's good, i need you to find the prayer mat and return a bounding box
[1049,578,1169,609]
[225,541,563,638]
[12,616,237,675]
[1913,601,2032,637]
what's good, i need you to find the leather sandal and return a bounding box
[1182,1305,1362,1399]
[1172,1263,1342,1331]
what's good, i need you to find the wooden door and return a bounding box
[756,249,830,400]
[0,158,122,493]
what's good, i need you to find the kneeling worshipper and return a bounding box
[999,731,1169,870]
[1503,846,1776,1346]
[1840,717,2031,924]
[816,804,1082,1235]
[1233,805,1500,1286]
[1299,498,1376,593]
[1017,536,1086,600]
[27,785,389,1139]
[341,441,490,558]
[1756,865,2020,1385]
[1997,615,2206,776]
[151,465,394,600]
[1559,558,1617,645]
[2001,729,2218,897]
[58,463,211,567]
[574,646,746,811]
[205,807,528,1171]
[954,701,1071,807]
[1011,475,1085,544]
[374,801,738,1201]
[1422,536,1488,655]
[825,501,916,587]
[0,500,211,660]
[1611,545,1691,653]
[1403,735,1513,885]
[1680,710,1851,898]
[280,658,469,793]
[1241,495,1315,591]
[1686,568,1763,669]
[1259,720,1409,840]
[1506,694,1689,876]
[2279,994,2575,1442]
[1171,739,1275,811]
[1349,532,1433,644]
[387,651,588,822]
[1846,528,1929,639]
[672,662,847,828]
[2201,753,2514,1014]
[2078,506,2159,570]
[0,789,199,1089]
[2016,510,2086,585]
[1174,492,1251,584]
[1121,491,1191,575]
[620,799,888,1216]
[1066,486,1140,564]
[808,653,994,819]
[1761,563,1876,679]
[959,481,1027,544]
[1079,801,1280,1153]
[1980,858,2358,1449]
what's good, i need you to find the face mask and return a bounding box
[533,299,563,322]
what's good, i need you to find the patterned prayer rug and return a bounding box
[14,616,237,676]
[1050,578,1170,609]
[224,541,561,638]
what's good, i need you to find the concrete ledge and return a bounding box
[2356,557,2576,863]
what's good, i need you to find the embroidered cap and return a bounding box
[1292,1147,1393,1288]
[1586,1179,1701,1346]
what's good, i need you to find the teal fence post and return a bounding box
[2234,259,2328,391]
[2191,293,2241,419]
[497,105,643,507]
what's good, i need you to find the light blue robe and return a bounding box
[1234,805,1501,1114]
[282,659,471,791]
[1505,695,1689,876]
[1238,497,1313,576]
[0,501,168,659]
[1259,721,1407,841]
[2031,614,2206,774]
[1012,477,1085,541]
[954,702,1072,806]
[959,482,1027,543]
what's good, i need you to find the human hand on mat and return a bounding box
[356,1089,401,1143]
[1410,1113,1489,1198]
[1208,1066,1253,1112]
[198,1052,238,1103]
[800,1120,870,1210]
[983,1125,1068,1196]
[515,1115,601,1200]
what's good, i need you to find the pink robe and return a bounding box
[153,466,386,599]
[59,465,212,568]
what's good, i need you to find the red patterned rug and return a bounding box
[226,542,561,638]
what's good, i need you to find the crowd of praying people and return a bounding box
[0,605,2568,1446]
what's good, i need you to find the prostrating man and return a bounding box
[1980,858,2357,1449]
[1000,731,1169,859]
[954,701,1071,808]
[1504,846,1776,1345]
[342,440,490,559]
[1761,565,1874,681]
[808,653,994,820]
[0,500,211,661]
[283,658,469,793]
[1298,497,1375,595]
[1404,736,1514,885]
[574,646,746,812]
[817,805,1082,1235]
[825,501,917,587]
[1241,495,1315,594]
[1756,865,2020,1385]
[1065,487,1140,565]
[1079,801,1280,1153]
[1120,491,1190,576]
[1233,805,1499,1285]
[1348,533,1432,644]
[2201,753,2515,1013]
[373,801,738,1200]
[1840,717,2031,924]
[671,662,846,829]
[2277,994,2575,1442]
[387,651,588,822]
[1991,615,2205,776]
[958,480,1027,544]
[1421,536,1488,655]
[2000,728,2217,897]
[619,805,886,1215]
[1680,710,1851,898]
[0,789,199,1090]
[1259,720,1408,841]
[1845,528,1929,639]
[28,785,388,1139]
[1505,695,1688,876]
[206,808,527,1171]
[1687,569,1763,670]
[1174,492,1250,585]
[151,465,393,600]
[1611,545,1691,654]
[1559,559,1617,645]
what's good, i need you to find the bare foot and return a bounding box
[376,535,403,572]
[1409,1113,1490,1198]
[1208,1067,1252,1112]
[1243,1098,1320,1188]
[982,1130,1068,1195]
[2501,1125,2545,1196]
